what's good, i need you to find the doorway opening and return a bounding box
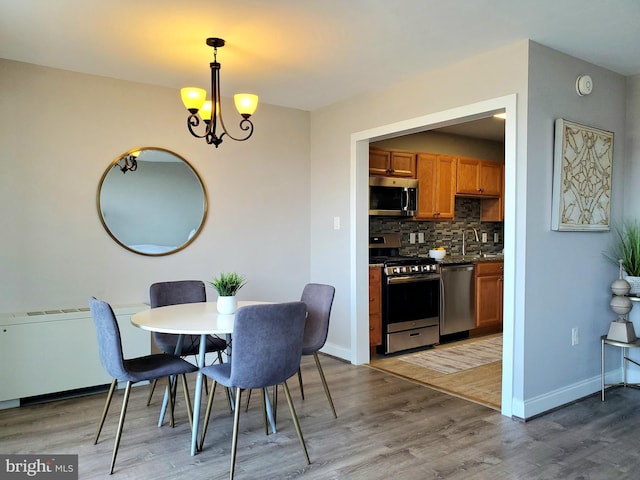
[350,94,518,417]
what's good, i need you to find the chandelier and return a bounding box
[115,151,140,174]
[180,38,258,148]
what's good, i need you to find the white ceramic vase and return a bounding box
[623,274,640,296]
[216,296,237,314]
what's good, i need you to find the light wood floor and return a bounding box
[369,334,502,410]
[2,354,639,479]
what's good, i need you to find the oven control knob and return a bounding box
[411,265,420,273]
[392,267,400,274]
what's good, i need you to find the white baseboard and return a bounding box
[520,370,619,419]
[0,399,19,410]
[319,341,351,363]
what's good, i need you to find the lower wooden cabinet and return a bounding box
[369,267,382,347]
[475,261,503,328]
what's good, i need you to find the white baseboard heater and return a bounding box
[0,304,149,408]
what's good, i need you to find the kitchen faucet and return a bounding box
[472,227,482,256]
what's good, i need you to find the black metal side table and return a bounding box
[601,335,640,401]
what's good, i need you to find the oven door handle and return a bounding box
[386,274,441,284]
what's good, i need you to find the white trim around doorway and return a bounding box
[350,94,519,418]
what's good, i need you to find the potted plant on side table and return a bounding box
[605,220,640,296]
[207,272,247,314]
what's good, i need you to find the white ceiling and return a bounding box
[1,0,639,115]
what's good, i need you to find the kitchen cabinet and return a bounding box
[475,261,503,329]
[456,157,502,197]
[481,164,505,221]
[369,148,416,178]
[414,153,456,220]
[369,267,382,347]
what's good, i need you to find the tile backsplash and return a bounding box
[370,197,504,257]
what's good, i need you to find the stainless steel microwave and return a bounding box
[369,176,418,216]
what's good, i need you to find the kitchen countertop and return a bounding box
[436,254,503,265]
[369,254,503,268]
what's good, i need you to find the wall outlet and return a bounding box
[481,232,488,243]
[333,216,340,230]
[418,232,425,243]
[572,327,579,346]
[494,233,500,243]
[409,233,416,244]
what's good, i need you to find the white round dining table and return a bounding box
[131,300,270,456]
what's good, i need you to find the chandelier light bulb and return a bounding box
[180,87,207,113]
[234,94,259,118]
[200,101,213,122]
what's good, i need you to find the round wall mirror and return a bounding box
[97,147,207,256]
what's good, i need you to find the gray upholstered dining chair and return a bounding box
[88,297,198,474]
[146,280,227,404]
[297,283,337,418]
[244,283,337,420]
[199,302,310,480]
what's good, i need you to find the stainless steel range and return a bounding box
[370,234,441,354]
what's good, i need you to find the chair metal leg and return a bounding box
[146,378,157,406]
[297,367,305,399]
[109,381,133,474]
[244,389,253,412]
[180,374,193,430]
[313,352,337,418]
[225,386,233,413]
[273,385,278,426]
[229,387,243,480]
[166,377,176,428]
[95,378,117,445]
[282,381,310,465]
[200,381,218,450]
[261,388,268,436]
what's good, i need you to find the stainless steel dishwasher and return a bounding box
[440,263,475,336]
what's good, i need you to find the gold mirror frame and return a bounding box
[96,147,208,256]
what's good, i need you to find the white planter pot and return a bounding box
[623,274,640,296]
[217,296,237,314]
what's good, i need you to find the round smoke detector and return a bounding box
[576,75,593,96]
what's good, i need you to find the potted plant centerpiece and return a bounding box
[605,220,640,296]
[207,272,247,314]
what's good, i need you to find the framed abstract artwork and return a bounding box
[551,119,614,231]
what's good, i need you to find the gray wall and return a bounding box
[622,75,640,379]
[308,39,630,419]
[522,43,626,407]
[372,130,505,162]
[0,59,311,311]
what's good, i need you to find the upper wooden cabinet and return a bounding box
[369,148,416,178]
[456,158,502,197]
[415,153,456,220]
[480,164,505,222]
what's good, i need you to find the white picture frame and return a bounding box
[551,119,614,231]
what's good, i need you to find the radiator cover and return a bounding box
[0,304,149,405]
